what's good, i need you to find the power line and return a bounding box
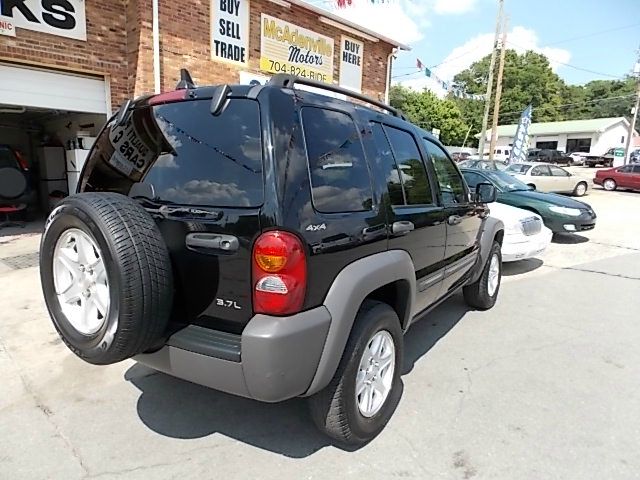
[544,23,640,47]
[505,40,625,79]
[486,94,637,121]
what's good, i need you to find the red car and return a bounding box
[594,164,640,192]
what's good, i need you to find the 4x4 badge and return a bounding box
[306,223,327,232]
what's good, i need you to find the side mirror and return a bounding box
[476,182,497,203]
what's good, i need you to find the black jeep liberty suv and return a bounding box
[40,73,504,445]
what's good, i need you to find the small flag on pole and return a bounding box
[416,58,425,70]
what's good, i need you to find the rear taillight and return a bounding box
[252,231,307,316]
[15,150,29,171]
[148,89,188,106]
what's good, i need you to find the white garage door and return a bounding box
[0,64,109,114]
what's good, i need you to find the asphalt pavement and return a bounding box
[1,181,639,480]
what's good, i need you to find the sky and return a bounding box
[303,0,640,94]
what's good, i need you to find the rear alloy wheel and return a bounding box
[573,182,588,197]
[603,179,617,191]
[309,300,403,445]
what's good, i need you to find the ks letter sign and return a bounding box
[0,0,86,40]
[211,0,249,65]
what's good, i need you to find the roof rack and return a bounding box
[267,74,401,117]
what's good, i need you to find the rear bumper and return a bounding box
[134,307,331,403]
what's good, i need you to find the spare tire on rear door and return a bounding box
[40,192,173,365]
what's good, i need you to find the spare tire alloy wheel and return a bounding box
[40,193,173,365]
[53,229,109,336]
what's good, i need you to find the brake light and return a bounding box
[148,89,188,106]
[252,231,307,316]
[14,150,29,171]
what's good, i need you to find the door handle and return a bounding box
[185,233,239,252]
[392,221,414,235]
[447,215,463,226]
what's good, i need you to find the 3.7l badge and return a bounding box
[216,298,242,310]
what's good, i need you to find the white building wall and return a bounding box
[592,123,629,155]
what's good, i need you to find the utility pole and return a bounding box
[477,0,504,160]
[623,47,640,165]
[489,15,508,161]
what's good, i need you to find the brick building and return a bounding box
[0,0,407,211]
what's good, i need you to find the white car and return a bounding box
[488,202,553,262]
[504,162,589,197]
[568,152,587,166]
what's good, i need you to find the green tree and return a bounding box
[389,85,470,146]
[452,50,566,129]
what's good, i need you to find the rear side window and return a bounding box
[301,107,373,213]
[84,98,264,207]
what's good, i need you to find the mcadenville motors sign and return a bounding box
[260,14,334,83]
[0,0,86,41]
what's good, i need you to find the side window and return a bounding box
[633,166,640,174]
[301,107,373,213]
[369,123,404,206]
[618,165,632,173]
[383,126,434,205]
[531,165,550,176]
[423,140,468,204]
[549,166,569,177]
[461,171,486,190]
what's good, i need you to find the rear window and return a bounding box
[0,146,18,169]
[301,107,373,213]
[83,98,263,207]
[506,164,531,174]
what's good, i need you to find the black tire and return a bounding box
[463,241,502,310]
[573,181,588,197]
[588,164,595,168]
[527,183,536,191]
[40,192,173,365]
[309,300,403,445]
[603,178,617,191]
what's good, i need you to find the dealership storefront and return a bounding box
[0,0,407,213]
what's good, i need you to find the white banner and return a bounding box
[211,0,249,65]
[260,14,334,83]
[339,35,363,93]
[0,0,86,41]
